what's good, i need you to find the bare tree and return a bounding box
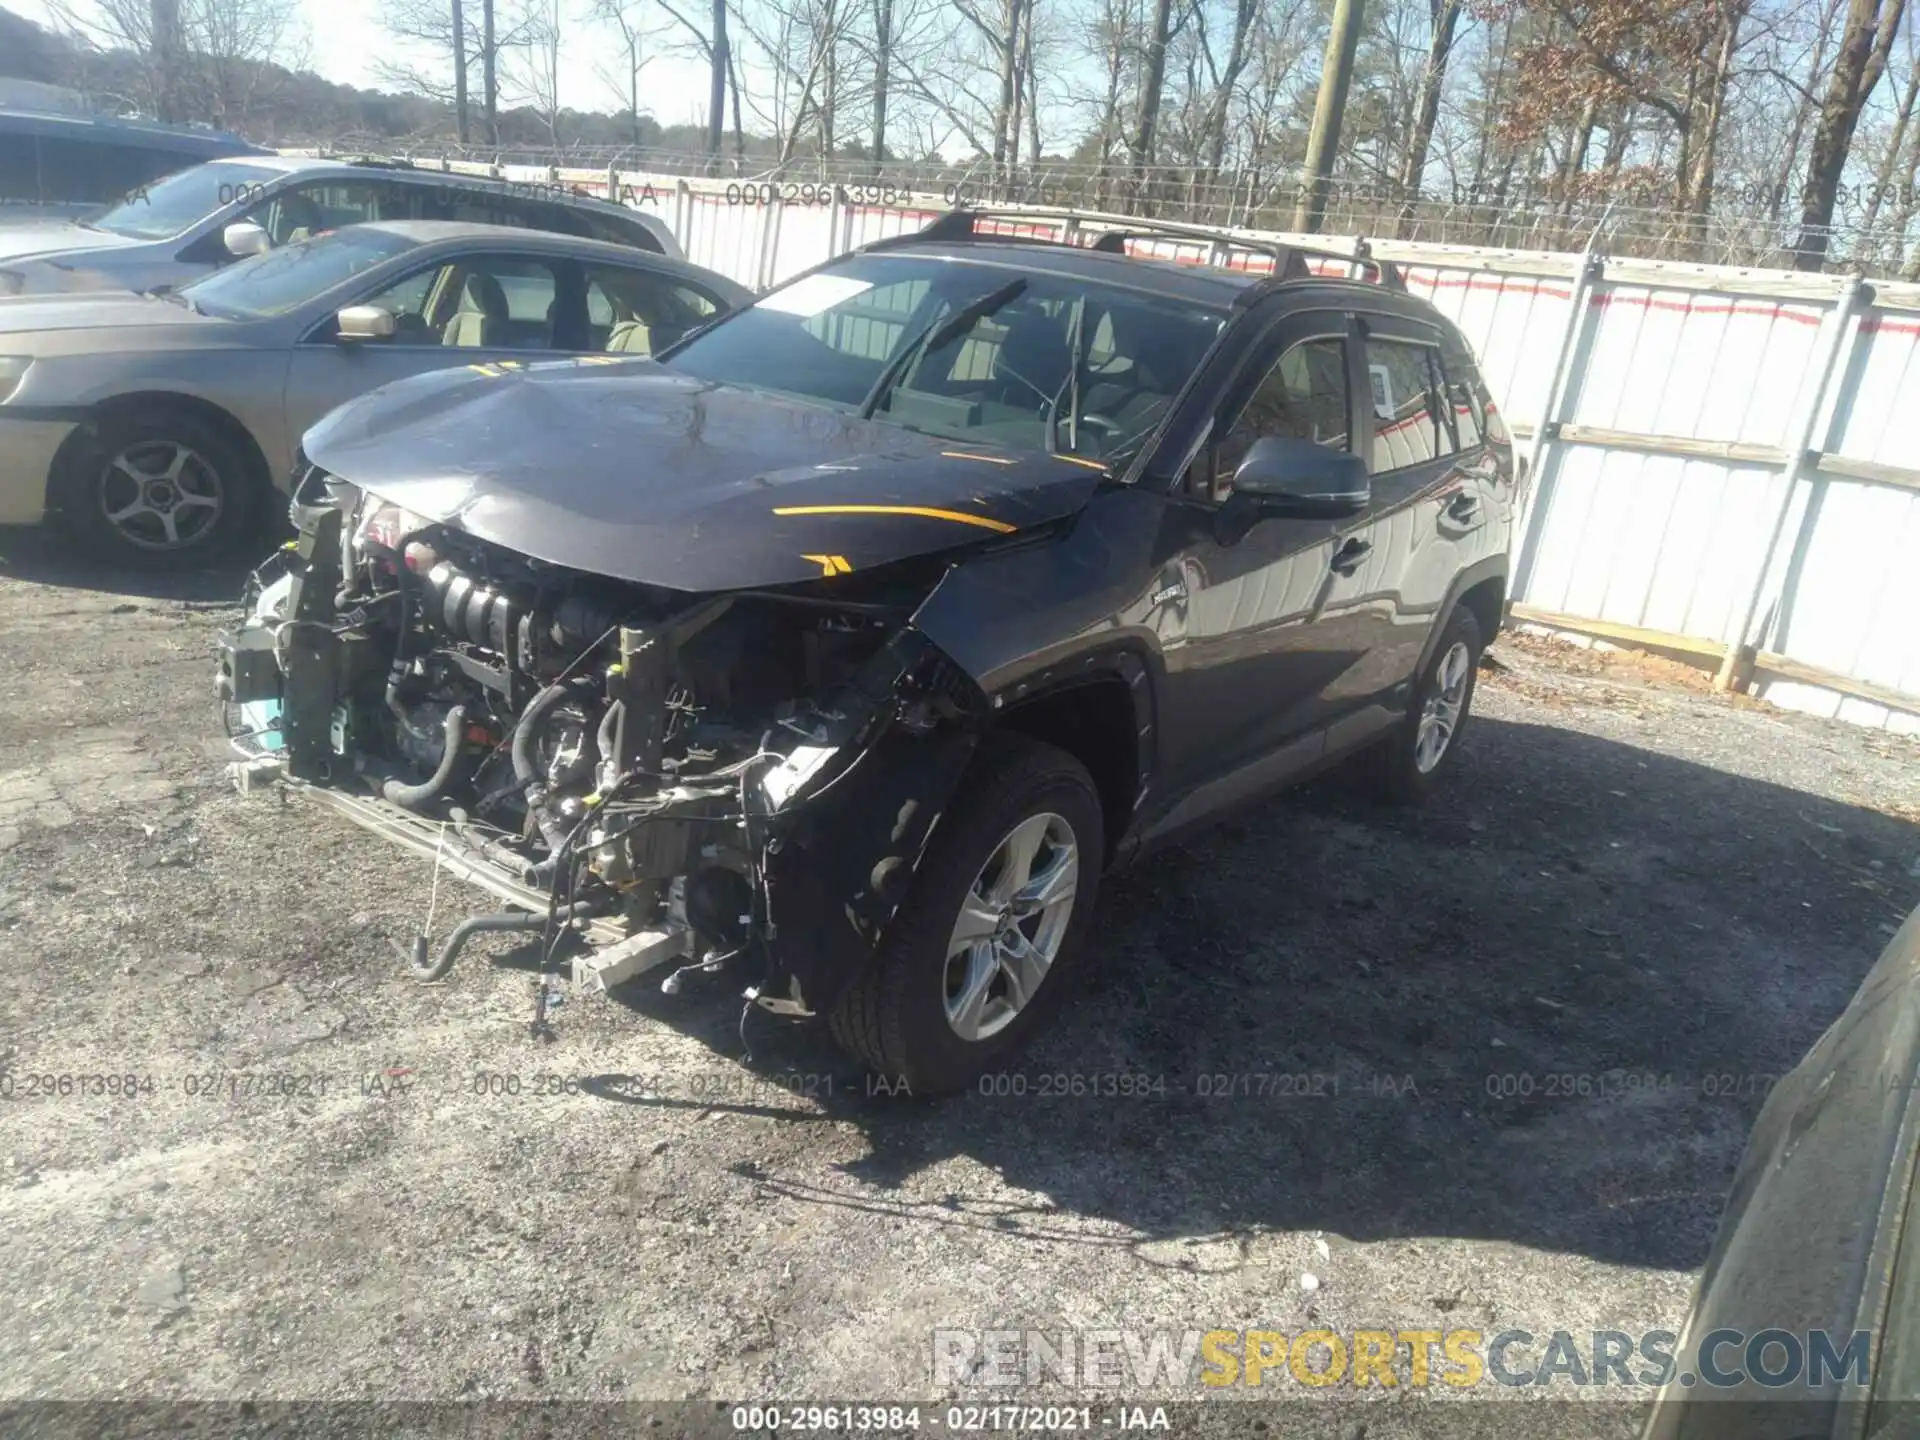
[506,0,565,146]
[592,0,654,145]
[652,0,731,155]
[1395,0,1464,230]
[1793,0,1909,266]
[47,0,304,129]
[374,0,512,142]
[1127,0,1179,196]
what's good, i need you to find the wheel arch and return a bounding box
[1413,556,1506,681]
[989,650,1155,869]
[50,389,274,521]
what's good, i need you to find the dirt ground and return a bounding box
[1,540,1917,1437]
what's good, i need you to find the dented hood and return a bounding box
[301,357,1105,592]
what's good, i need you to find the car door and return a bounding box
[1144,308,1395,834]
[282,250,576,466]
[1355,313,1487,700]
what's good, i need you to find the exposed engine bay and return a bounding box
[217,468,988,1024]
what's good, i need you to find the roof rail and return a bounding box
[887,207,1405,291]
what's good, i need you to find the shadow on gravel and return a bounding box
[610,715,1920,1273]
[0,528,258,603]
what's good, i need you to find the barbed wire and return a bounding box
[323,133,1920,277]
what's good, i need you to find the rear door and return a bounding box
[1351,311,1484,701]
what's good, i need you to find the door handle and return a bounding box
[1330,537,1371,575]
[1445,493,1482,523]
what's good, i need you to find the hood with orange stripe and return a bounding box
[300,356,1108,591]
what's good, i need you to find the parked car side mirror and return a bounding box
[1231,435,1370,518]
[222,221,270,259]
[335,305,398,343]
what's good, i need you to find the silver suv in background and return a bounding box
[0,154,682,297]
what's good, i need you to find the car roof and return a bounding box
[236,155,649,219]
[871,238,1258,307]
[345,220,750,294]
[870,233,1464,334]
[0,108,266,157]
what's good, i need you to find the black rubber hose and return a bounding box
[408,901,595,982]
[513,682,575,786]
[381,704,469,811]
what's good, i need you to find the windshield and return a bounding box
[176,227,416,319]
[662,254,1228,467]
[89,161,283,240]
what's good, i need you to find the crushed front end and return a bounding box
[217,465,987,1022]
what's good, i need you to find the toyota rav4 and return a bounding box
[218,209,1519,1093]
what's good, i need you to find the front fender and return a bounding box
[761,718,981,1019]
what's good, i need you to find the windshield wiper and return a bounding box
[858,278,1028,420]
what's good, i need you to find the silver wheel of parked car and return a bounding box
[943,811,1079,1042]
[1414,639,1473,774]
[58,408,264,568]
[97,439,225,551]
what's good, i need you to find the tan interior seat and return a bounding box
[442,272,511,348]
[605,317,654,355]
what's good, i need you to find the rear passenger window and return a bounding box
[1365,338,1445,473]
[585,264,721,355]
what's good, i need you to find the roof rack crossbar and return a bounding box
[895,207,1406,290]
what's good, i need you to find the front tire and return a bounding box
[54,408,263,568]
[828,736,1105,1096]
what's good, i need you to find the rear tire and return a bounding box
[1377,606,1482,803]
[828,735,1105,1096]
[54,407,264,568]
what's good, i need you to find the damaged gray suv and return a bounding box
[219,210,1518,1092]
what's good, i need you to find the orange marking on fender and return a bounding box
[773,504,1017,534]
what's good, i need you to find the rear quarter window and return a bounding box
[576,209,663,252]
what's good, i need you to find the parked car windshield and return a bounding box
[175,227,417,319]
[661,253,1227,465]
[88,160,283,239]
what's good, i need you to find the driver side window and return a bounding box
[1199,336,1349,502]
[355,266,442,343]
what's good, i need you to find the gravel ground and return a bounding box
[1,541,1916,1438]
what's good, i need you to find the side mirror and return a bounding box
[222,220,270,259]
[335,305,397,342]
[1231,435,1370,518]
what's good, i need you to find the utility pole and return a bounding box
[452,0,470,144]
[707,0,729,157]
[1293,0,1366,232]
[150,0,181,121]
[483,0,499,145]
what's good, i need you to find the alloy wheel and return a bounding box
[97,440,224,551]
[942,811,1079,1042]
[1415,639,1473,773]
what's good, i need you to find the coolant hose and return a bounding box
[382,704,469,811]
[408,901,595,982]
[513,683,575,786]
